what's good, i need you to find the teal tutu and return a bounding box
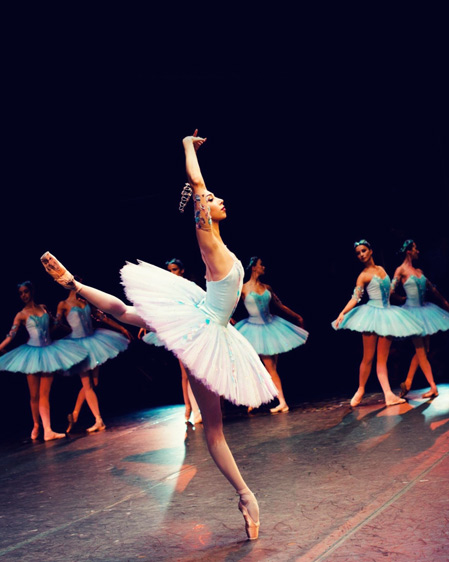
[401,303,449,336]
[66,328,130,374]
[0,339,88,375]
[234,315,308,355]
[332,302,424,337]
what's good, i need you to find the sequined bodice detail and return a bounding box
[25,313,52,347]
[204,260,244,326]
[243,290,273,324]
[366,275,391,308]
[403,275,426,307]
[67,304,94,337]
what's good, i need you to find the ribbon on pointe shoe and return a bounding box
[40,252,79,291]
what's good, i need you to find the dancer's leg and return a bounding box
[262,355,288,413]
[79,372,105,432]
[411,337,438,397]
[26,374,41,439]
[350,334,376,406]
[39,376,65,441]
[179,360,192,421]
[376,336,405,405]
[187,371,259,536]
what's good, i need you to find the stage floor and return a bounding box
[1,385,449,562]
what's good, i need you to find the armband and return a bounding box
[352,286,364,303]
[6,324,19,339]
[193,194,212,231]
[178,183,193,213]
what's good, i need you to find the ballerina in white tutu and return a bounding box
[391,239,449,399]
[55,277,133,434]
[235,256,308,413]
[0,281,88,441]
[332,240,423,407]
[40,130,277,540]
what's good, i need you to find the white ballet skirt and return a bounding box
[234,289,309,355]
[120,258,278,408]
[0,313,88,375]
[332,275,424,337]
[402,275,449,336]
[64,303,130,374]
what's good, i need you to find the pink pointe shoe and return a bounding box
[40,252,78,291]
[87,419,106,433]
[238,491,260,540]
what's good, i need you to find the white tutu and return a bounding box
[120,259,278,408]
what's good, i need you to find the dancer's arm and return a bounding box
[390,266,406,303]
[182,131,233,280]
[426,279,449,311]
[91,307,134,340]
[0,313,23,353]
[269,288,304,327]
[334,273,366,328]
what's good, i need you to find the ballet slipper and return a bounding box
[385,396,406,406]
[44,431,66,441]
[399,382,410,398]
[40,252,79,291]
[31,425,40,440]
[350,389,364,407]
[86,419,106,433]
[66,413,77,434]
[238,490,260,540]
[422,389,439,399]
[270,404,289,414]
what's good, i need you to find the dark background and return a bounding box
[1,10,448,439]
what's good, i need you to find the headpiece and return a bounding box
[353,239,371,249]
[398,239,414,254]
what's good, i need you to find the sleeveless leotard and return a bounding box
[235,289,308,355]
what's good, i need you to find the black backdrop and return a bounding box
[1,15,448,439]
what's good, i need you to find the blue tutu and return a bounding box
[332,275,424,338]
[0,313,88,375]
[401,275,449,336]
[235,290,308,355]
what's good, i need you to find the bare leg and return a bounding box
[26,374,41,439]
[412,337,438,397]
[187,371,259,538]
[78,371,105,432]
[351,334,377,407]
[261,355,288,413]
[401,336,432,397]
[376,336,405,406]
[179,360,192,421]
[39,376,65,441]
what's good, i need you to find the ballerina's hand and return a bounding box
[335,313,345,328]
[183,129,207,152]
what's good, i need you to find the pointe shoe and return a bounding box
[270,404,289,414]
[184,405,192,422]
[40,251,78,291]
[87,419,106,433]
[399,382,410,398]
[238,495,260,540]
[31,426,40,440]
[193,411,202,425]
[44,431,66,441]
[66,413,77,434]
[422,389,439,399]
[385,396,406,406]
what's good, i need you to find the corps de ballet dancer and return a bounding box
[0,281,88,441]
[54,278,133,433]
[391,239,449,398]
[40,130,278,540]
[235,256,308,413]
[332,240,424,407]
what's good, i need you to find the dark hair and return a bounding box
[17,280,34,296]
[246,256,260,271]
[398,239,414,255]
[165,258,185,270]
[353,239,372,250]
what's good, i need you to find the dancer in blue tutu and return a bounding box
[391,239,449,398]
[235,256,308,413]
[0,281,88,441]
[55,278,133,434]
[332,240,423,407]
[40,130,278,540]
